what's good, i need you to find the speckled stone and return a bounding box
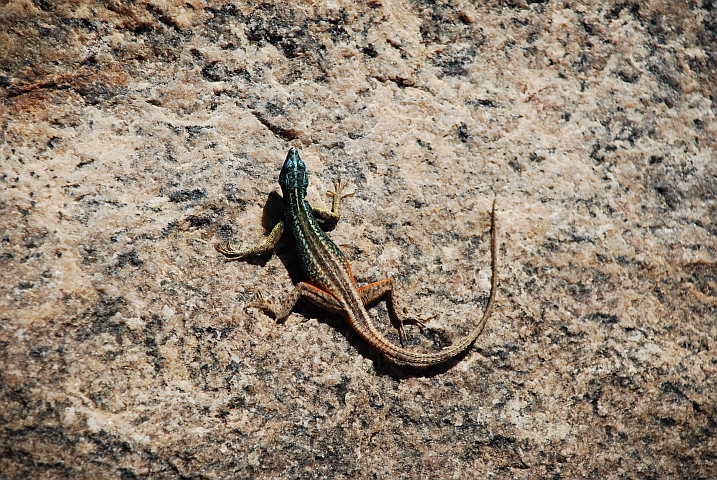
[1,1,716,478]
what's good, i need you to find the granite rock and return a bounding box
[1,1,716,478]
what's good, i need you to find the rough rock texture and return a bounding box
[1,1,716,478]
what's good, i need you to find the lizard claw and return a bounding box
[327,177,354,200]
[246,291,271,313]
[247,292,289,325]
[410,308,434,332]
[215,241,244,258]
[400,308,434,340]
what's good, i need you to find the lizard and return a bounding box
[215,147,497,367]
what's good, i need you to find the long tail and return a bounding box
[346,199,498,367]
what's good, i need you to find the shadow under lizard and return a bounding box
[216,147,497,367]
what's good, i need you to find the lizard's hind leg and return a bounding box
[358,278,429,342]
[251,282,345,323]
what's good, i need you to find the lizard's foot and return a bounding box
[246,293,283,337]
[215,241,251,258]
[327,177,355,200]
[246,291,274,316]
[247,292,291,325]
[410,313,433,332]
[392,307,433,344]
[215,241,236,255]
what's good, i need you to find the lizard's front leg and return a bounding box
[313,178,354,223]
[215,221,285,260]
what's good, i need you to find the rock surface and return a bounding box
[1,1,716,478]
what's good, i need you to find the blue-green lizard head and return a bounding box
[279,147,308,194]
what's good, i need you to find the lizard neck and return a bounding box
[282,186,320,242]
